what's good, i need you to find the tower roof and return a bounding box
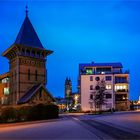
[15,14,44,49]
[2,7,53,59]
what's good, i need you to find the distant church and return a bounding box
[1,7,55,105]
[65,78,72,98]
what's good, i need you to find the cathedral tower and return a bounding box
[65,78,72,98]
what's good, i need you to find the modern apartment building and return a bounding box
[79,62,129,111]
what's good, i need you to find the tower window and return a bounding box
[15,71,16,81]
[28,69,30,80]
[35,70,37,81]
[22,48,25,55]
[39,89,42,99]
[36,52,40,57]
[26,50,30,56]
[31,51,35,57]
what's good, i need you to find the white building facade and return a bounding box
[79,62,129,112]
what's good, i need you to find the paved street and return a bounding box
[0,111,140,140]
[0,117,101,140]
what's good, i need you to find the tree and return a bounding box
[66,89,72,111]
[89,78,107,114]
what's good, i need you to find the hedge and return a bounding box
[0,104,59,123]
[0,107,18,123]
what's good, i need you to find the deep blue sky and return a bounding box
[0,0,140,100]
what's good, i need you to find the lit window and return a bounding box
[2,78,9,83]
[123,85,126,89]
[106,84,112,90]
[101,72,105,74]
[4,87,9,95]
[86,68,92,74]
[115,85,128,91]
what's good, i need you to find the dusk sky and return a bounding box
[0,0,140,100]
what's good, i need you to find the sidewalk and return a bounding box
[0,118,60,128]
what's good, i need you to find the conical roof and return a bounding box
[15,16,44,49]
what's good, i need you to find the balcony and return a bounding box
[115,94,128,101]
[115,80,128,84]
[115,89,128,92]
[80,69,129,75]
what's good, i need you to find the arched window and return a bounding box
[22,48,25,55]
[28,69,30,80]
[35,70,37,81]
[15,70,16,81]
[31,51,35,57]
[26,49,30,56]
[39,89,42,99]
[36,52,40,58]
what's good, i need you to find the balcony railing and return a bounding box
[115,89,128,92]
[115,99,128,101]
[115,80,128,84]
[80,69,129,75]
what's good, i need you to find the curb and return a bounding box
[0,117,60,128]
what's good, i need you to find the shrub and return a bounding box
[17,106,32,121]
[44,104,59,119]
[28,104,59,120]
[0,107,18,123]
[28,104,45,121]
[0,104,59,123]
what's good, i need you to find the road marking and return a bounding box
[72,117,79,121]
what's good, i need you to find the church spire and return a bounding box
[25,5,28,17]
[14,6,45,49]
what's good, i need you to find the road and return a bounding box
[0,111,140,140]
